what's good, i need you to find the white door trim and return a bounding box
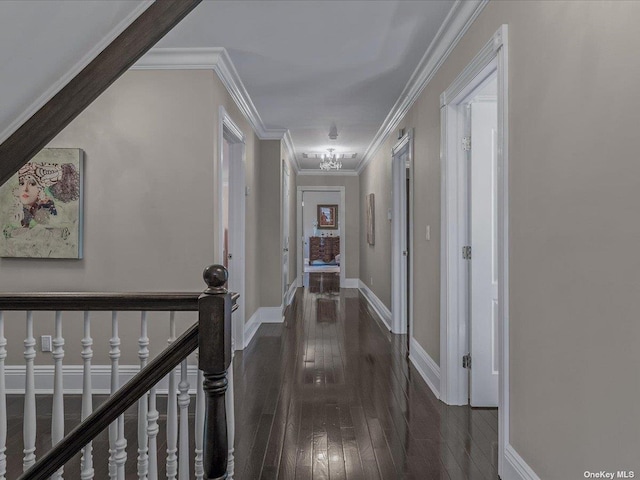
[391,130,414,335]
[296,186,346,288]
[440,25,509,476]
[281,159,291,311]
[218,105,246,352]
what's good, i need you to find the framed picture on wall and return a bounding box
[367,193,375,245]
[0,148,84,258]
[317,204,338,229]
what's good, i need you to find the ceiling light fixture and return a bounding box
[319,148,342,171]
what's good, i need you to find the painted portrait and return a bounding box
[0,148,84,258]
[317,204,338,229]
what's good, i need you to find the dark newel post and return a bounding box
[199,265,232,480]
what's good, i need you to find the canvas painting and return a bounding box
[0,148,84,258]
[367,193,375,245]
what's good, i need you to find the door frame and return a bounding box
[296,185,346,289]
[218,106,246,351]
[391,129,414,335]
[281,158,291,310]
[440,25,509,475]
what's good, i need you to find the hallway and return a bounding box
[233,289,498,480]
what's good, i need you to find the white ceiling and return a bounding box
[0,0,456,172]
[156,0,455,171]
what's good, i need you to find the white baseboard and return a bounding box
[345,278,359,288]
[358,280,392,331]
[408,337,440,399]
[261,306,284,323]
[243,306,285,349]
[244,309,261,349]
[503,444,540,480]
[4,364,199,395]
[285,278,298,305]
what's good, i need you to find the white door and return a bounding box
[470,98,499,407]
[282,160,290,306]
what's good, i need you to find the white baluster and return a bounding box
[0,312,7,480]
[147,383,159,480]
[81,311,94,479]
[23,311,36,471]
[138,312,149,480]
[109,312,127,480]
[194,357,204,480]
[177,359,190,480]
[51,311,65,480]
[166,312,178,480]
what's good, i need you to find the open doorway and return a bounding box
[440,25,509,476]
[218,106,246,351]
[296,186,346,293]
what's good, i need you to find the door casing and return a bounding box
[391,130,414,336]
[218,106,246,351]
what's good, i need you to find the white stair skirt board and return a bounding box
[503,445,541,480]
[408,337,440,399]
[4,364,199,395]
[243,306,286,349]
[358,280,392,332]
[285,278,298,306]
[345,278,359,288]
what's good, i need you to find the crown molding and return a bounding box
[282,130,300,173]
[0,1,154,147]
[356,0,489,174]
[133,47,298,170]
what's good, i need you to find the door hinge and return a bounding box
[462,246,471,260]
[462,136,471,151]
[462,354,471,369]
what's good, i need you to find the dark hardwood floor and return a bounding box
[233,288,499,480]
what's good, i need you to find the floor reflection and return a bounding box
[233,288,499,479]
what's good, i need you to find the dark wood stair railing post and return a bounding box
[198,264,233,480]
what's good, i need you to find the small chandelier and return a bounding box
[319,148,342,171]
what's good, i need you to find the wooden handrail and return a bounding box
[18,320,200,480]
[0,292,200,311]
[0,291,240,312]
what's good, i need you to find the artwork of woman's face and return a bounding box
[16,175,41,206]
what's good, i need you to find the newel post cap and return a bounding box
[202,264,228,294]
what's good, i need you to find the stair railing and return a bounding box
[0,264,235,480]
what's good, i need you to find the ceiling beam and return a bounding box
[0,0,202,186]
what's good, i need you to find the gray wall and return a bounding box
[359,159,393,311]
[296,175,359,280]
[258,140,282,307]
[359,1,640,477]
[0,69,264,363]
